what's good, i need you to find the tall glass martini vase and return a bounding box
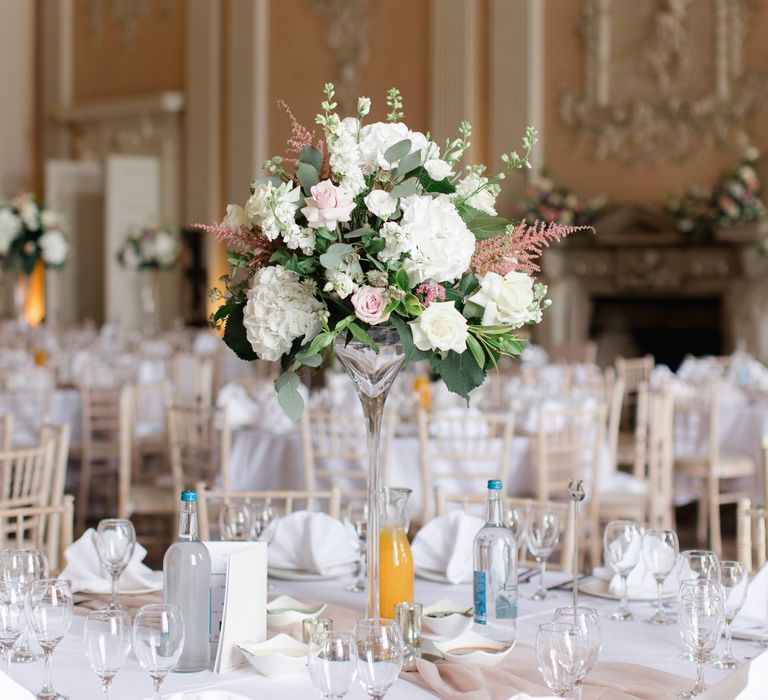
[335,326,405,618]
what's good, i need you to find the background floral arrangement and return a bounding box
[517,174,607,227]
[668,149,767,239]
[0,193,69,274]
[201,84,582,417]
[117,226,180,271]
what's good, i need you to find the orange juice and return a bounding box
[377,526,414,619]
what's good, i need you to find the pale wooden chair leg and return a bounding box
[709,478,722,557]
[696,482,708,544]
[76,459,91,534]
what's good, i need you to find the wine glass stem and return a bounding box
[111,571,119,607]
[41,647,54,695]
[724,620,734,660]
[153,676,163,700]
[102,676,113,699]
[539,559,547,595]
[694,658,705,693]
[4,645,11,678]
[573,682,583,700]
[656,578,664,616]
[620,574,629,614]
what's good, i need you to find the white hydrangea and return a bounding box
[455,173,498,216]
[243,265,326,361]
[39,230,69,266]
[377,221,413,264]
[354,122,430,173]
[0,209,21,255]
[399,194,476,285]
[325,116,365,195]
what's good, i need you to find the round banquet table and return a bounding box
[10,572,760,699]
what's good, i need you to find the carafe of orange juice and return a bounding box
[376,487,414,619]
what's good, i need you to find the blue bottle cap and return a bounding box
[487,479,503,490]
[181,490,197,502]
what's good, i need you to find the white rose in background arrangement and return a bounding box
[154,231,179,267]
[455,173,498,216]
[40,209,62,230]
[0,209,21,255]
[301,180,355,230]
[223,204,250,231]
[468,270,535,327]
[18,197,40,231]
[409,301,468,353]
[424,158,452,181]
[39,230,69,266]
[245,182,273,222]
[244,265,325,361]
[364,190,398,219]
[399,194,476,285]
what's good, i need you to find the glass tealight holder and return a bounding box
[395,601,422,671]
[302,617,333,644]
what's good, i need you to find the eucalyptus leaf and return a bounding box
[251,176,283,190]
[299,144,323,171]
[319,243,354,270]
[296,162,319,192]
[394,150,422,178]
[277,378,304,421]
[384,139,412,164]
[390,179,420,199]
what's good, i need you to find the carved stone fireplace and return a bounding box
[540,209,768,366]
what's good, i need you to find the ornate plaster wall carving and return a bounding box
[560,0,768,165]
[87,0,172,46]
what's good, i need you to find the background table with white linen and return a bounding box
[10,572,761,699]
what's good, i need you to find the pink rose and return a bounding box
[351,286,390,326]
[301,180,355,230]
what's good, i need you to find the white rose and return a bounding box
[243,265,325,361]
[424,159,452,181]
[323,270,358,299]
[399,194,475,285]
[40,209,62,230]
[357,122,427,172]
[0,209,21,255]
[154,231,178,267]
[39,230,68,266]
[18,197,39,231]
[409,301,468,353]
[468,271,535,327]
[223,204,250,230]
[364,190,398,219]
[245,183,273,221]
[455,173,498,215]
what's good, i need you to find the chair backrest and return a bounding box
[39,422,71,509]
[0,367,53,446]
[302,409,396,495]
[0,415,12,453]
[671,378,719,472]
[737,498,768,574]
[167,404,231,497]
[0,441,55,510]
[171,353,215,406]
[534,402,606,503]
[762,435,768,508]
[549,342,598,365]
[417,410,515,523]
[0,496,74,573]
[646,388,675,529]
[615,355,654,392]
[196,483,342,540]
[433,487,576,573]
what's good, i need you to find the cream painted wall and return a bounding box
[0,0,34,196]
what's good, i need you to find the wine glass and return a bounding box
[0,582,25,677]
[219,501,251,541]
[2,548,48,662]
[308,630,357,699]
[506,505,529,564]
[27,578,73,700]
[84,609,132,699]
[552,606,601,699]
[346,500,368,593]
[525,509,560,601]
[677,550,718,584]
[711,561,748,669]
[535,622,586,698]
[641,529,679,625]
[133,604,185,700]
[677,579,724,698]
[250,501,275,539]
[603,520,642,621]
[352,618,404,700]
[95,519,136,610]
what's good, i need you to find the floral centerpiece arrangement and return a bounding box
[116,226,180,270]
[0,193,69,273]
[668,149,767,238]
[517,175,607,227]
[201,85,583,417]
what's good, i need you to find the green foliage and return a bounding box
[386,87,405,122]
[319,243,355,271]
[384,139,412,164]
[299,144,323,171]
[296,162,319,193]
[461,207,513,240]
[415,167,455,194]
[389,314,431,364]
[432,349,486,402]
[274,371,304,422]
[222,304,258,361]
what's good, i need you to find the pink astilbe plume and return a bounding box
[470,221,590,276]
[195,223,279,273]
[278,100,326,166]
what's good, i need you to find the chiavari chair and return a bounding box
[737,499,768,575]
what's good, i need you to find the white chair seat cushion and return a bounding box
[675,452,755,478]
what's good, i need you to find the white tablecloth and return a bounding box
[9,573,759,699]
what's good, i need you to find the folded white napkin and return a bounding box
[428,408,490,439]
[217,383,262,429]
[0,670,34,699]
[258,511,358,575]
[411,511,484,584]
[59,529,161,594]
[594,550,680,598]
[734,563,768,633]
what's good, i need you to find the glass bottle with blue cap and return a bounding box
[473,479,517,642]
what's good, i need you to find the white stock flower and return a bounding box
[223,204,250,230]
[377,221,413,264]
[409,301,468,353]
[455,173,498,215]
[357,96,371,117]
[39,230,68,266]
[399,194,475,285]
[0,209,21,255]
[243,265,325,361]
[364,190,398,219]
[283,226,316,256]
[247,181,302,243]
[326,116,365,195]
[424,159,452,181]
[468,271,535,327]
[323,270,358,299]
